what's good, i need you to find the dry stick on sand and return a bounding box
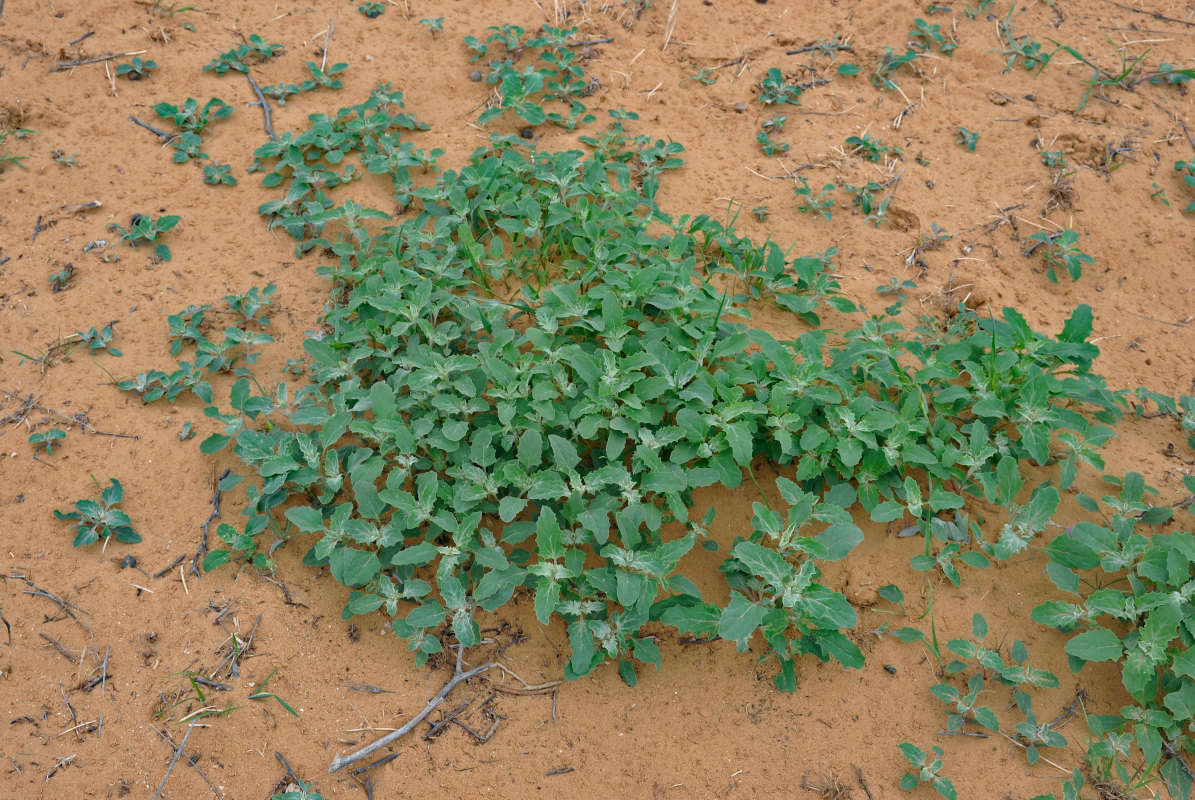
[193,468,231,576]
[329,647,496,772]
[245,74,277,142]
[151,722,197,800]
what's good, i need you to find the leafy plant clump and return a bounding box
[109,214,181,262]
[183,96,1126,694]
[54,478,140,547]
[467,24,597,129]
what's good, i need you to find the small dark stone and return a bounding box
[883,664,898,674]
[1024,94,1036,101]
[469,70,483,82]
[128,72,142,81]
[519,128,534,140]
[364,9,381,18]
[130,213,146,226]
[120,555,137,569]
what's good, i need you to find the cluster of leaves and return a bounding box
[203,35,284,75]
[181,105,1125,692]
[759,68,803,106]
[250,84,427,255]
[54,479,140,548]
[0,125,33,173]
[1028,228,1094,283]
[756,115,788,156]
[259,61,350,106]
[845,133,902,163]
[1175,159,1195,213]
[115,288,275,404]
[153,98,234,164]
[1032,472,1195,800]
[116,56,157,80]
[30,427,66,456]
[109,214,180,262]
[466,24,596,129]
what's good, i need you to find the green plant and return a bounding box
[358,1,385,17]
[1027,229,1093,282]
[1175,159,1195,213]
[1151,182,1171,207]
[171,132,208,163]
[52,149,79,169]
[116,56,157,80]
[48,264,76,292]
[955,126,978,151]
[845,133,901,162]
[249,667,299,717]
[909,18,956,56]
[0,126,33,172]
[77,322,123,355]
[203,162,237,186]
[794,177,834,220]
[759,67,802,105]
[680,66,717,87]
[54,478,141,548]
[1033,472,1195,800]
[153,98,233,134]
[751,205,770,223]
[873,47,918,90]
[273,780,328,800]
[109,214,181,262]
[1002,36,1049,73]
[756,129,788,156]
[420,17,444,37]
[29,428,66,456]
[204,36,284,75]
[303,61,348,91]
[898,743,956,799]
[1040,149,1066,168]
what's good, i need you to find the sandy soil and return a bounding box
[1,0,1193,798]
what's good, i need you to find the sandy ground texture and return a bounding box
[1,0,1194,798]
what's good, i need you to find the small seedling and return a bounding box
[249,667,299,717]
[1150,182,1170,207]
[756,129,788,156]
[955,127,979,151]
[273,780,328,800]
[358,1,385,17]
[302,61,348,91]
[203,162,237,186]
[1040,149,1066,168]
[77,322,122,355]
[874,47,918,90]
[224,284,277,326]
[680,66,717,87]
[1175,158,1195,212]
[54,478,141,547]
[898,743,956,800]
[794,177,835,220]
[0,126,33,172]
[909,18,956,55]
[1027,229,1093,282]
[878,277,918,300]
[29,428,66,456]
[845,133,901,162]
[153,97,233,134]
[109,214,181,262]
[420,17,444,37]
[49,265,76,292]
[751,205,770,223]
[52,150,79,169]
[204,36,284,75]
[759,67,802,105]
[116,57,157,80]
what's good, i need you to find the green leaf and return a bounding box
[499,495,528,523]
[731,541,793,589]
[815,522,863,561]
[536,508,564,560]
[391,542,439,567]
[1163,681,1195,720]
[199,433,232,454]
[660,602,721,638]
[534,576,559,625]
[517,428,543,469]
[329,548,380,588]
[718,593,767,649]
[285,506,325,533]
[1065,629,1123,663]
